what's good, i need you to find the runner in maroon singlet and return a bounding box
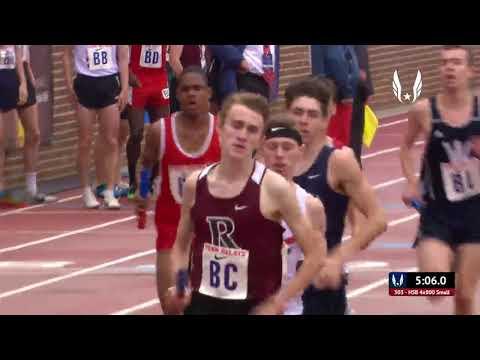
[159,92,325,315]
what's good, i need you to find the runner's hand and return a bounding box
[67,83,78,104]
[161,286,192,315]
[18,83,28,105]
[134,194,149,215]
[402,182,423,208]
[313,256,344,290]
[251,296,285,315]
[129,73,142,88]
[117,88,129,112]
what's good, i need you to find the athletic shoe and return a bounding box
[128,184,137,200]
[104,190,121,210]
[83,188,100,209]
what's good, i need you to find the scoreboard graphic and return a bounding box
[389,272,455,296]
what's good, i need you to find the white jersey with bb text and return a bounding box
[73,45,119,77]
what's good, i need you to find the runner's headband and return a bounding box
[265,126,303,146]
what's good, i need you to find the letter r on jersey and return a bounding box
[206,216,238,248]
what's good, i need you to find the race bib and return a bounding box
[441,158,480,202]
[199,243,249,300]
[139,45,163,68]
[0,49,15,69]
[87,46,113,71]
[168,164,204,204]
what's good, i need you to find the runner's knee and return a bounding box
[24,129,40,146]
[78,135,93,151]
[129,125,144,144]
[103,134,118,150]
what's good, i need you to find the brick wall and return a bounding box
[271,45,311,113]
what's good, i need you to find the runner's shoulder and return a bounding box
[262,168,291,196]
[410,98,431,118]
[331,145,356,166]
[330,145,361,183]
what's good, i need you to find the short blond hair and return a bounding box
[219,92,270,126]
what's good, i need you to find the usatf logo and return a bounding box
[389,272,407,288]
[392,70,422,104]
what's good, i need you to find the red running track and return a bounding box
[0,116,477,315]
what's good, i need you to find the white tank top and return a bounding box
[0,45,16,70]
[74,45,119,77]
[281,184,309,315]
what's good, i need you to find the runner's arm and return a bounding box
[136,121,161,205]
[330,147,387,261]
[346,202,364,239]
[117,45,129,93]
[169,45,184,78]
[22,46,36,86]
[141,121,161,170]
[400,100,428,186]
[15,46,26,86]
[15,46,27,103]
[305,195,327,257]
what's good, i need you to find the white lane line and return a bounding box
[0,204,48,217]
[372,177,406,190]
[388,213,419,227]
[0,194,82,217]
[0,250,156,301]
[0,261,73,269]
[378,118,407,128]
[347,267,417,299]
[57,195,82,203]
[370,172,421,191]
[345,261,389,272]
[0,213,151,254]
[111,299,160,315]
[362,140,424,160]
